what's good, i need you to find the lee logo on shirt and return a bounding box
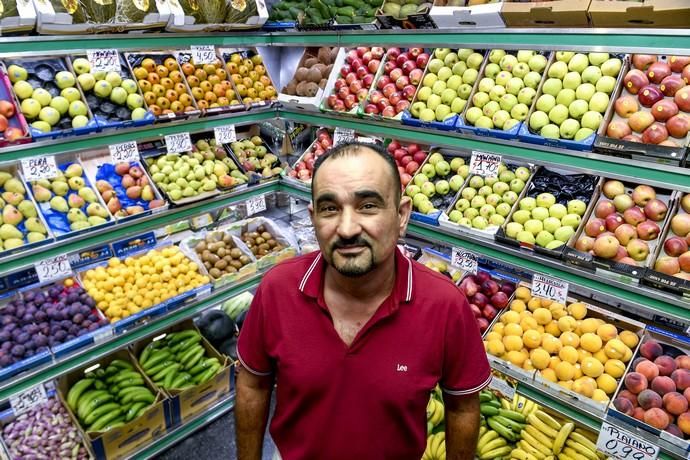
[396,364,408,372]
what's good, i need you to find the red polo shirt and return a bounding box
[237,249,491,460]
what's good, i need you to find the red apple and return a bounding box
[409,48,424,58]
[605,213,624,232]
[363,74,374,88]
[369,90,383,104]
[389,91,402,105]
[623,134,643,143]
[413,152,426,164]
[623,206,646,226]
[332,99,345,111]
[334,78,347,90]
[679,252,690,272]
[349,80,363,93]
[667,114,690,138]
[647,61,672,84]
[683,65,690,84]
[615,96,639,118]
[361,51,372,64]
[660,75,686,97]
[615,224,637,245]
[409,68,424,86]
[371,47,384,60]
[664,236,689,257]
[638,85,664,107]
[382,106,396,117]
[402,84,417,100]
[614,245,629,261]
[416,53,430,69]
[607,119,632,139]
[387,140,400,153]
[632,54,657,71]
[382,83,397,98]
[368,59,380,74]
[387,48,401,59]
[655,256,680,275]
[344,94,357,109]
[393,148,407,161]
[396,53,410,67]
[670,56,690,73]
[642,122,669,144]
[384,61,398,74]
[396,75,410,90]
[377,98,391,112]
[401,60,417,75]
[364,103,379,114]
[401,173,412,187]
[585,218,607,237]
[337,86,351,99]
[376,75,391,90]
[407,144,420,155]
[345,72,358,85]
[327,94,339,109]
[574,235,593,252]
[356,88,369,102]
[390,68,404,81]
[356,66,369,80]
[595,200,617,218]
[624,69,650,95]
[632,184,657,207]
[628,111,655,133]
[350,58,362,71]
[675,86,690,111]
[644,198,668,221]
[405,161,419,175]
[651,99,679,122]
[491,291,509,309]
[395,100,410,113]
[346,50,359,62]
[637,220,661,240]
[340,64,352,78]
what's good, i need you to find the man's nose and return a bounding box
[337,207,362,240]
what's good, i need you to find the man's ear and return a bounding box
[308,202,315,221]
[398,196,412,237]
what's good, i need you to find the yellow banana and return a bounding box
[512,393,521,411]
[477,429,499,452]
[534,410,562,431]
[501,398,512,410]
[511,448,539,460]
[430,399,445,426]
[479,438,508,456]
[436,442,446,460]
[520,429,552,456]
[479,426,487,438]
[518,440,547,460]
[562,447,591,460]
[568,432,598,454]
[522,400,535,415]
[552,422,574,455]
[525,424,555,450]
[430,432,445,458]
[479,445,513,460]
[565,440,598,460]
[573,428,597,444]
[425,434,433,455]
[558,454,577,460]
[527,414,560,439]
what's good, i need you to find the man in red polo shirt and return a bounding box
[235,142,491,460]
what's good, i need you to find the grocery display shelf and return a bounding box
[0,273,260,401]
[279,109,690,193]
[0,181,280,276]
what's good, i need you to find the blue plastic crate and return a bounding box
[401,110,458,131]
[517,122,596,152]
[456,116,522,140]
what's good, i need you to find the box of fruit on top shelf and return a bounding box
[0,66,30,147]
[3,57,100,140]
[32,0,171,34]
[263,0,381,31]
[404,148,468,226]
[0,0,36,34]
[376,0,436,29]
[644,193,690,297]
[124,51,201,122]
[500,0,590,27]
[67,54,155,132]
[438,159,534,240]
[594,54,690,166]
[429,0,505,29]
[519,52,626,152]
[485,281,646,417]
[357,46,430,121]
[495,167,600,260]
[608,326,690,459]
[218,47,279,108]
[457,49,551,140]
[458,268,518,335]
[402,47,487,131]
[165,0,269,32]
[220,216,299,270]
[564,179,677,282]
[277,46,339,111]
[588,0,690,29]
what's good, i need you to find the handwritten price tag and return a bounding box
[488,376,515,401]
[596,422,659,460]
[35,255,72,283]
[21,156,58,181]
[9,384,47,416]
[109,141,139,164]
[333,127,356,146]
[86,49,120,73]
[246,195,266,216]
[451,247,478,275]
[165,132,192,154]
[191,45,217,65]
[531,274,568,304]
[214,125,236,144]
[469,151,502,178]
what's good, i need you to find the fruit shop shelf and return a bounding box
[0,273,260,401]
[0,107,278,163]
[1,28,689,56]
[279,109,690,193]
[279,181,690,327]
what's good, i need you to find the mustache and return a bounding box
[331,236,371,250]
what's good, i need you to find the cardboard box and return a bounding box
[500,0,591,27]
[129,319,233,426]
[588,0,690,28]
[219,216,299,270]
[56,349,168,460]
[165,0,268,32]
[430,0,505,29]
[0,0,36,34]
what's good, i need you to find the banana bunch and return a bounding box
[476,390,526,459]
[560,428,602,460]
[138,329,222,390]
[421,432,445,460]
[512,394,540,417]
[426,396,445,434]
[66,359,156,433]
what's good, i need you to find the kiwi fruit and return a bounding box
[241,228,285,259]
[304,57,319,68]
[319,79,327,89]
[285,80,297,95]
[193,230,252,279]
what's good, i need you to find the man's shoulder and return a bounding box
[261,250,321,285]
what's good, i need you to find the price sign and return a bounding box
[469,151,502,178]
[214,125,236,144]
[109,141,139,164]
[9,384,47,416]
[165,132,192,154]
[333,127,356,146]
[35,255,72,283]
[451,247,478,275]
[92,326,113,344]
[596,422,659,460]
[246,195,266,216]
[21,156,58,181]
[531,274,568,304]
[86,49,120,73]
[488,376,515,401]
[191,45,216,65]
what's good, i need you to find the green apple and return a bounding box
[489,49,506,64]
[7,64,28,83]
[575,83,596,102]
[449,175,464,191]
[531,206,550,221]
[503,190,518,205]
[131,107,148,121]
[506,222,524,238]
[489,85,506,102]
[499,94,518,112]
[458,84,473,100]
[483,101,500,117]
[428,59,444,74]
[465,107,482,124]
[440,88,457,105]
[536,94,556,113]
[568,53,589,73]
[450,158,464,171]
[511,104,529,121]
[471,195,486,209]
[562,71,581,90]
[410,101,425,118]
[72,58,92,75]
[475,116,494,129]
[513,209,531,224]
[72,115,89,129]
[542,78,563,97]
[50,96,69,115]
[588,53,609,66]
[121,79,138,94]
[543,216,562,233]
[548,61,568,79]
[427,94,442,111]
[464,208,479,220]
[492,110,511,129]
[549,203,567,219]
[448,210,462,223]
[473,92,490,109]
[446,75,463,91]
[55,71,76,89]
[601,58,622,78]
[450,97,467,114]
[556,89,576,107]
[496,202,512,217]
[510,178,525,194]
[32,88,52,107]
[435,160,451,176]
[480,204,496,218]
[452,61,468,77]
[505,77,525,96]
[529,111,550,131]
[535,193,556,208]
[569,99,589,119]
[548,104,569,125]
[94,80,113,98]
[455,198,470,212]
[489,214,505,226]
[434,48,450,60]
[417,86,432,102]
[421,163,436,179]
[561,213,582,228]
[39,106,60,126]
[517,50,535,63]
[435,180,450,195]
[13,80,33,99]
[110,87,128,105]
[61,87,81,102]
[517,87,536,105]
[478,77,495,93]
[574,127,595,141]
[567,200,587,216]
[31,120,52,133]
[500,55,518,72]
[541,124,560,139]
[421,181,436,198]
[413,193,428,208]
[556,51,574,63]
[582,66,602,84]
[524,72,543,89]
[105,72,122,88]
[581,111,603,130]
[528,54,547,73]
[462,186,477,200]
[589,92,610,113]
[524,219,544,236]
[536,230,555,247]
[437,67,453,82]
[462,68,478,85]
[484,63,500,79]
[472,216,488,230]
[77,73,96,91]
[560,118,581,139]
[517,231,535,245]
[546,240,564,250]
[418,200,435,215]
[554,226,575,242]
[68,100,88,118]
[512,62,530,79]
[406,184,421,197]
[20,98,41,119]
[515,167,530,182]
[467,53,484,70]
[420,108,436,122]
[595,75,616,94]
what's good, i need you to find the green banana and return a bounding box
[153,363,181,382]
[171,372,193,389]
[114,376,146,390]
[189,358,219,376]
[167,330,199,347]
[109,359,134,371]
[498,408,526,423]
[479,392,494,403]
[480,405,500,416]
[177,344,203,365]
[118,385,149,399]
[89,409,124,432]
[142,350,173,372]
[80,393,115,420]
[487,417,517,442]
[83,402,122,426]
[113,370,143,384]
[145,360,176,376]
[77,390,110,420]
[121,389,155,405]
[163,366,179,389]
[195,363,221,385]
[172,336,202,355]
[183,346,205,370]
[125,402,147,422]
[67,379,93,411]
[492,414,525,432]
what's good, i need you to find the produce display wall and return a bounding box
[0,28,690,459]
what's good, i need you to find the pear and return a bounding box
[141,185,154,201]
[67,208,86,223]
[78,187,98,203]
[86,203,108,218]
[52,181,69,196]
[68,194,85,209]
[68,176,85,191]
[3,238,24,250]
[35,179,52,190]
[183,187,195,197]
[0,198,5,208]
[0,171,11,187]
[65,163,83,178]
[213,163,228,177]
[50,196,69,213]
[2,192,23,206]
[87,216,107,226]
[32,184,52,202]
[27,232,46,243]
[25,217,46,234]
[3,205,22,225]
[0,224,23,240]
[106,197,121,214]
[17,200,37,218]
[4,178,25,195]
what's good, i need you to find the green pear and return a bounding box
[65,163,83,178]
[0,171,12,186]
[35,179,52,190]
[86,203,108,218]
[50,196,69,213]
[182,187,195,197]
[2,192,23,206]
[70,221,91,231]
[32,184,52,202]
[68,176,85,191]
[78,187,98,203]
[87,216,107,226]
[67,208,87,223]
[52,181,69,196]
[0,224,23,240]
[27,232,46,243]
[68,194,85,208]
[3,178,24,194]
[0,198,5,208]
[2,205,22,225]
[17,200,37,218]
[141,185,154,201]
[25,217,46,234]
[3,238,24,250]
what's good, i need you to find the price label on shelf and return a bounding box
[531,274,568,304]
[9,384,47,416]
[596,422,659,460]
[35,255,72,284]
[333,127,356,146]
[246,195,266,216]
[488,376,515,401]
[109,141,139,164]
[165,132,192,154]
[21,156,58,181]
[191,45,216,65]
[214,125,236,144]
[469,151,502,178]
[86,49,120,73]
[451,247,478,275]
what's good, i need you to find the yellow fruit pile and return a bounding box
[484,286,639,403]
[82,246,210,322]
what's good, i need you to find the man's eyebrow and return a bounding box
[315,192,337,207]
[355,190,385,203]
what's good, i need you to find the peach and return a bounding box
[632,357,647,370]
[685,387,690,404]
[640,340,664,361]
[663,391,689,415]
[678,412,690,435]
[644,407,670,430]
[624,372,649,394]
[676,355,690,370]
[651,375,677,395]
[635,359,660,381]
[665,423,683,438]
[632,407,646,421]
[618,389,639,406]
[672,368,690,391]
[655,355,677,376]
[613,397,635,415]
[638,389,663,410]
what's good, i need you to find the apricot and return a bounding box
[640,340,664,361]
[605,359,627,378]
[632,407,646,421]
[636,359,660,381]
[618,389,639,406]
[604,339,629,360]
[624,372,649,394]
[655,355,677,376]
[663,391,689,415]
[597,323,618,342]
[597,374,618,395]
[651,376,677,396]
[672,369,690,391]
[685,387,690,404]
[613,397,634,415]
[638,389,663,410]
[678,412,690,435]
[644,407,670,430]
[619,330,640,349]
[581,333,603,353]
[676,355,690,370]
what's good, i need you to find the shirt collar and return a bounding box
[299,248,414,303]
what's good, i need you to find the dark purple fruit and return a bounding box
[11,345,25,357]
[0,355,11,367]
[72,313,84,324]
[16,333,29,344]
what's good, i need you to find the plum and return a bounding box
[60,320,71,329]
[1,315,13,326]
[24,340,35,350]
[68,325,79,336]
[4,323,15,332]
[16,333,29,344]
[1,341,11,351]
[0,331,9,342]
[68,305,80,317]
[24,291,35,301]
[72,313,84,324]
[22,313,32,323]
[66,292,79,303]
[26,324,39,335]
[3,304,15,315]
[37,346,48,353]
[88,323,100,332]
[25,349,34,357]
[0,355,11,367]
[77,329,88,337]
[84,297,95,308]
[34,334,47,347]
[87,313,98,322]
[34,293,45,304]
[49,286,61,298]
[80,305,91,316]
[47,308,59,320]
[54,330,66,341]
[11,345,25,357]
[66,334,75,341]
